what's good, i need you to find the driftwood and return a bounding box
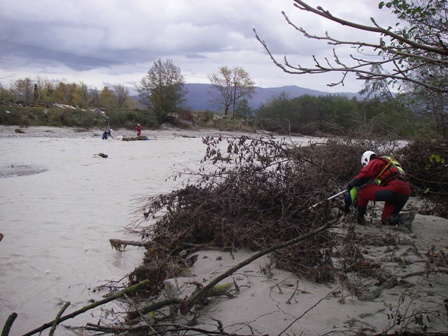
[122,136,149,141]
[1,313,17,336]
[20,279,149,336]
[123,219,337,320]
[109,238,151,251]
[179,218,336,315]
[49,302,69,336]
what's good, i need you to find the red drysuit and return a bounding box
[136,124,142,136]
[348,157,410,222]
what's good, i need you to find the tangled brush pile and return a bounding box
[128,135,403,294]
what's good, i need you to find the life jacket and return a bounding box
[373,156,407,185]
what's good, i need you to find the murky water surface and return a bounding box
[0,135,206,335]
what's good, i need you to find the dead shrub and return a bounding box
[128,135,405,293]
[399,138,448,217]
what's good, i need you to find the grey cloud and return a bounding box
[185,54,207,59]
[0,0,398,92]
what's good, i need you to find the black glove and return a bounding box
[343,190,352,214]
[346,181,354,191]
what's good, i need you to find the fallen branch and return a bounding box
[128,220,336,323]
[179,218,338,315]
[22,279,150,336]
[1,313,17,336]
[49,302,70,336]
[130,282,235,321]
[129,298,181,319]
[84,322,255,335]
[109,238,150,251]
[77,323,149,333]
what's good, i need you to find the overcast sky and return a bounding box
[0,0,398,93]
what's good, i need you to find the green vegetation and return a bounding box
[254,92,433,139]
[136,58,187,123]
[0,103,159,130]
[0,90,443,139]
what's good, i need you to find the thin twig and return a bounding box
[286,280,299,304]
[277,286,342,336]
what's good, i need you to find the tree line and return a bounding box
[255,87,439,139]
[0,78,138,110]
[0,60,256,125]
[0,72,444,139]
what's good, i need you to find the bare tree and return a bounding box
[11,77,33,103]
[208,66,255,117]
[113,84,129,108]
[254,0,448,93]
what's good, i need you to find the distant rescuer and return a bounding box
[345,151,415,228]
[135,124,142,136]
[102,128,113,140]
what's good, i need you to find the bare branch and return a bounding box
[293,0,447,56]
[22,279,150,336]
[254,0,448,92]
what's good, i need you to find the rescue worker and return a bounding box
[135,124,142,136]
[346,151,415,228]
[102,128,113,140]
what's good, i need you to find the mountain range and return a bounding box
[183,83,360,112]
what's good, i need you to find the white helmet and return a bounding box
[361,151,376,166]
